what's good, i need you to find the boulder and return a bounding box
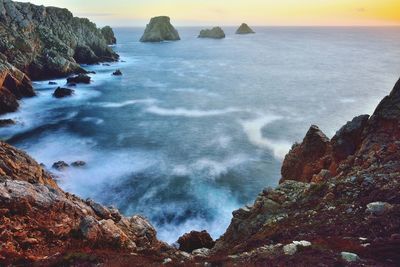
[341,252,360,262]
[140,16,180,42]
[101,26,117,45]
[53,87,74,98]
[52,161,69,171]
[67,74,91,84]
[113,69,122,76]
[198,27,225,39]
[366,202,392,216]
[87,199,112,220]
[235,23,255,34]
[177,230,215,253]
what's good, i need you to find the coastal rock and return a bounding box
[0,0,119,80]
[235,23,255,34]
[113,69,122,76]
[366,202,392,216]
[53,87,74,98]
[67,74,91,84]
[177,230,215,253]
[198,27,225,39]
[52,161,69,170]
[341,252,360,262]
[101,26,117,45]
[140,16,180,42]
[0,118,15,127]
[281,125,331,183]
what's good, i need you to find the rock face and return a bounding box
[210,78,400,266]
[101,26,117,45]
[140,16,180,42]
[0,58,35,115]
[236,23,255,34]
[0,0,118,79]
[177,230,215,253]
[198,27,225,39]
[0,141,178,265]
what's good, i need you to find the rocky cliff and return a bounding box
[206,78,400,266]
[0,0,119,116]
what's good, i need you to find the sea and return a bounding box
[1,26,399,243]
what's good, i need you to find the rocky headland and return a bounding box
[140,16,180,42]
[198,27,226,39]
[236,23,255,34]
[0,0,119,116]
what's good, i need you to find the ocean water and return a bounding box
[1,27,400,243]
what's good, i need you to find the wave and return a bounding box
[240,115,292,160]
[146,105,242,118]
[98,98,157,108]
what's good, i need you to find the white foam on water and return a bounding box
[98,98,157,108]
[339,98,356,103]
[146,105,242,118]
[172,87,219,97]
[81,117,104,125]
[240,115,292,160]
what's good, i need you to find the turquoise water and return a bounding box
[1,27,400,243]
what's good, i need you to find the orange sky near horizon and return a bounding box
[18,0,400,27]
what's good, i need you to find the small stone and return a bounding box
[48,81,57,85]
[366,202,392,216]
[341,252,360,262]
[162,258,172,264]
[283,241,311,255]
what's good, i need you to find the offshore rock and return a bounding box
[140,16,180,42]
[236,23,255,34]
[53,87,74,98]
[67,74,91,84]
[198,27,225,39]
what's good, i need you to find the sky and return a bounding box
[18,0,400,27]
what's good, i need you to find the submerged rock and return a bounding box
[53,87,74,98]
[236,23,255,34]
[0,119,15,127]
[113,69,123,76]
[48,81,57,85]
[71,161,86,167]
[177,230,215,253]
[67,74,91,84]
[140,16,180,42]
[198,27,225,39]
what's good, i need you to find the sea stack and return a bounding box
[140,16,180,42]
[101,26,117,45]
[236,23,255,34]
[198,27,225,39]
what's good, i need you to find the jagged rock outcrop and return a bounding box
[177,230,215,253]
[140,16,180,42]
[206,78,400,266]
[0,58,35,115]
[0,0,118,80]
[236,23,255,34]
[101,26,117,45]
[198,27,225,39]
[0,141,179,265]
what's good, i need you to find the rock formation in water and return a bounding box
[67,74,91,84]
[198,27,226,39]
[101,26,117,45]
[0,0,119,115]
[2,78,400,266]
[140,16,180,42]
[236,23,255,34]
